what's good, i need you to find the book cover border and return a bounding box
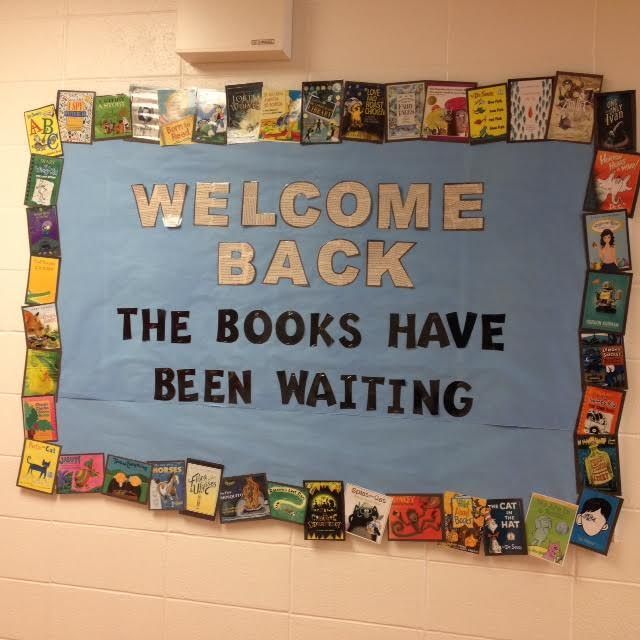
[506,76,554,143]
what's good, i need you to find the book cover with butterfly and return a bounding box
[17,439,61,494]
[57,453,105,494]
[24,104,62,156]
[26,206,60,258]
[149,460,186,510]
[22,395,58,441]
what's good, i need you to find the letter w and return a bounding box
[132,183,187,228]
[277,370,308,405]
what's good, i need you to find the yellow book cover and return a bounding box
[468,84,508,144]
[17,439,61,494]
[183,459,224,519]
[24,104,63,157]
[23,349,61,397]
[160,115,195,146]
[26,256,59,305]
[259,89,289,141]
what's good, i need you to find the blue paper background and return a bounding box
[56,141,591,500]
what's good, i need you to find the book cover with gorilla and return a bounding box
[344,483,391,544]
[303,480,345,541]
[101,455,151,504]
[484,498,527,555]
[595,91,636,152]
[442,491,487,554]
[219,473,271,523]
[388,494,444,542]
[340,82,385,143]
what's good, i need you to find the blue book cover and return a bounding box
[571,487,623,555]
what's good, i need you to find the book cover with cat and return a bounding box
[388,494,444,542]
[584,150,640,217]
[575,434,621,495]
[26,256,59,306]
[259,89,302,142]
[24,104,62,157]
[595,91,635,152]
[226,82,263,144]
[584,211,631,272]
[22,395,58,441]
[579,332,627,390]
[267,481,309,524]
[442,491,488,554]
[57,453,105,494]
[484,498,527,556]
[575,385,625,436]
[341,82,385,143]
[303,480,345,541]
[23,348,60,398]
[525,493,578,565]
[22,304,60,350]
[219,473,271,523]
[26,206,60,258]
[102,455,152,504]
[94,94,132,141]
[344,483,391,544]
[17,439,61,494]
[301,81,343,144]
[570,488,623,555]
[149,460,186,510]
[24,155,63,208]
[158,89,196,146]
[580,271,632,335]
[56,90,95,144]
[130,85,160,143]
[193,88,227,145]
[181,458,224,520]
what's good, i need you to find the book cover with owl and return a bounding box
[17,439,61,494]
[525,493,578,565]
[181,458,224,520]
[267,481,309,524]
[22,395,58,441]
[467,84,508,144]
[219,473,271,523]
[301,81,343,144]
[344,483,391,544]
[226,82,263,144]
[340,82,385,143]
[484,498,527,556]
[56,90,95,144]
[26,256,59,306]
[23,348,60,398]
[22,303,60,350]
[575,434,621,495]
[149,460,186,510]
[24,104,62,156]
[387,494,444,542]
[57,453,105,494]
[584,150,640,217]
[27,206,60,258]
[101,455,152,504]
[507,77,553,142]
[442,491,487,554]
[303,480,345,541]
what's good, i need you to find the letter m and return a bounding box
[132,183,187,228]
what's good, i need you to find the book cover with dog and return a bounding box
[17,439,61,494]
[344,483,391,544]
[57,453,104,494]
[149,460,186,510]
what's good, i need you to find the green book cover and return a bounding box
[267,481,309,525]
[94,94,132,140]
[24,155,64,207]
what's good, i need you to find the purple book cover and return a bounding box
[27,206,60,257]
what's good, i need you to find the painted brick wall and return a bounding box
[1,1,639,638]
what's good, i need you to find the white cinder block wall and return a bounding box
[1,1,639,638]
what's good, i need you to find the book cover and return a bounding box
[56,90,95,144]
[23,348,60,397]
[341,82,385,143]
[388,494,444,542]
[584,150,640,217]
[423,81,476,142]
[546,71,603,143]
[26,256,59,305]
[576,385,625,435]
[26,206,60,258]
[22,303,60,350]
[22,395,58,441]
[57,453,105,494]
[580,271,632,335]
[24,155,63,208]
[193,88,227,145]
[17,439,61,494]
[579,332,627,390]
[226,82,263,144]
[525,493,578,565]
[102,455,152,504]
[130,85,160,143]
[24,104,62,156]
[259,89,302,142]
[301,81,343,144]
[385,81,425,141]
[94,94,132,141]
[571,488,623,555]
[149,460,186,510]
[595,90,636,152]
[267,481,309,524]
[584,211,631,272]
[219,473,271,523]
[181,458,224,520]
[484,498,527,555]
[575,434,621,494]
[303,480,345,541]
[467,84,508,144]
[344,483,391,544]
[158,89,196,146]
[442,492,487,553]
[507,77,553,142]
